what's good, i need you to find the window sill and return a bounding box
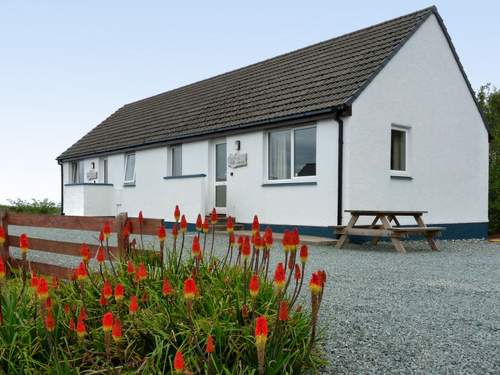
[65,183,113,186]
[123,182,136,187]
[163,174,206,180]
[262,181,317,187]
[390,175,413,180]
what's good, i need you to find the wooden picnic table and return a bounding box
[335,210,445,253]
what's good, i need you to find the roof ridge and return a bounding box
[123,6,436,108]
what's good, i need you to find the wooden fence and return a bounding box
[0,210,164,279]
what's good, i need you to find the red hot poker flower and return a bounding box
[241,236,251,260]
[127,260,135,275]
[0,227,5,244]
[279,300,289,321]
[78,307,88,321]
[102,312,113,331]
[206,335,215,353]
[226,216,234,233]
[37,277,49,300]
[77,262,88,280]
[96,246,106,264]
[174,205,181,222]
[291,228,300,249]
[102,222,111,240]
[249,274,260,298]
[112,319,122,342]
[294,264,301,281]
[98,231,105,243]
[99,293,108,307]
[273,263,286,291]
[203,217,209,233]
[180,215,187,233]
[135,263,148,282]
[309,272,322,295]
[229,232,235,247]
[191,236,201,257]
[45,310,55,332]
[264,226,273,247]
[114,283,125,301]
[252,215,260,234]
[196,214,203,231]
[80,243,90,262]
[19,233,29,253]
[300,244,308,264]
[76,319,86,338]
[122,226,130,239]
[138,210,144,225]
[0,257,5,279]
[30,274,39,290]
[129,295,139,314]
[172,224,179,238]
[157,225,166,242]
[45,297,53,310]
[282,230,291,252]
[183,278,197,300]
[174,350,184,373]
[69,318,75,331]
[210,208,218,224]
[254,232,264,249]
[103,281,113,300]
[255,316,268,347]
[162,279,172,296]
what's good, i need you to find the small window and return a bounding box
[70,160,84,183]
[268,125,316,180]
[391,128,406,171]
[171,145,182,177]
[100,158,108,183]
[124,153,136,184]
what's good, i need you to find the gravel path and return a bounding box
[9,226,500,374]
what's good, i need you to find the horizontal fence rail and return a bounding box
[0,210,164,279]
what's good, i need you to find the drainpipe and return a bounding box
[334,112,344,227]
[58,160,64,215]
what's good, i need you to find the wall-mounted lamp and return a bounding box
[235,140,241,151]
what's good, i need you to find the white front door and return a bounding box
[214,141,227,214]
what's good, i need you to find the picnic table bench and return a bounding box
[334,210,445,253]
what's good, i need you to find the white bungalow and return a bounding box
[57,6,490,239]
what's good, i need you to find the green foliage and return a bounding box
[0,241,325,374]
[477,84,500,233]
[2,198,60,215]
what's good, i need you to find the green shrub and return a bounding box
[3,198,60,215]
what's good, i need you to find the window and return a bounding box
[391,128,407,171]
[124,153,136,184]
[70,160,84,183]
[268,125,316,180]
[100,158,108,183]
[171,145,182,176]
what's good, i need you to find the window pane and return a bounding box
[391,129,406,171]
[71,162,78,183]
[268,130,291,180]
[294,127,316,177]
[215,185,227,207]
[125,154,135,181]
[102,159,108,183]
[172,146,182,176]
[216,143,227,182]
[78,161,85,183]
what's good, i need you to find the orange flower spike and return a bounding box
[78,307,88,321]
[0,257,5,279]
[252,215,260,234]
[129,295,139,314]
[96,246,106,264]
[241,236,251,260]
[76,319,86,338]
[309,272,322,295]
[294,264,301,281]
[102,311,113,331]
[206,335,215,354]
[273,263,286,291]
[180,215,187,233]
[112,319,122,342]
[102,222,111,240]
[30,274,39,290]
[255,315,268,347]
[183,277,197,300]
[254,232,264,250]
[174,205,181,222]
[135,262,148,282]
[210,208,218,224]
[99,293,108,307]
[191,236,201,257]
[69,317,76,331]
[0,227,5,245]
[80,243,90,262]
[45,297,53,310]
[103,281,113,299]
[249,274,260,298]
[19,233,29,254]
[114,283,125,302]
[162,279,172,296]
[172,224,179,238]
[229,232,235,247]
[279,300,289,321]
[76,262,88,280]
[37,277,49,300]
[138,210,144,225]
[319,270,327,286]
[292,227,300,249]
[122,225,130,239]
[45,309,55,332]
[157,225,166,243]
[196,214,203,232]
[300,244,308,264]
[202,217,209,234]
[127,260,135,275]
[264,226,273,247]
[226,215,234,233]
[173,350,184,373]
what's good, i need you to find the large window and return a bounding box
[391,128,407,171]
[124,153,136,184]
[70,160,84,184]
[268,125,316,180]
[171,145,182,177]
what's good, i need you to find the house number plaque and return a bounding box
[228,152,247,168]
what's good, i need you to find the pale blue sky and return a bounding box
[1,1,498,204]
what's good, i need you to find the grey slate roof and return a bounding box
[59,6,446,160]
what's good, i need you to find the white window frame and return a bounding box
[123,153,136,185]
[264,124,317,183]
[99,157,108,184]
[390,124,411,177]
[169,144,182,177]
[70,160,84,184]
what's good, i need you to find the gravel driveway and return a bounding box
[9,226,500,374]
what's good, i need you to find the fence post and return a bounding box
[0,209,11,277]
[115,212,128,258]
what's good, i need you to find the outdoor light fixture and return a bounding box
[235,140,241,151]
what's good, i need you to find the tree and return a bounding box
[477,84,500,233]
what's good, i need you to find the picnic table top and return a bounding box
[344,209,428,216]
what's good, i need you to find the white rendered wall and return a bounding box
[342,14,489,225]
